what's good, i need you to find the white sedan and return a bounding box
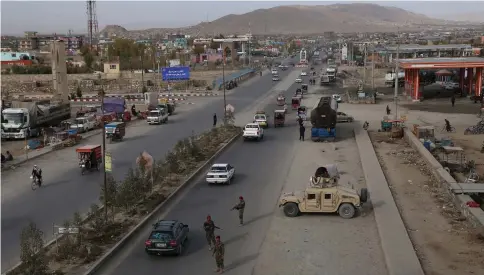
[206,163,235,185]
[295,78,303,83]
[300,71,308,76]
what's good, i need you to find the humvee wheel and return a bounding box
[360,188,368,203]
[283,203,299,217]
[338,203,356,219]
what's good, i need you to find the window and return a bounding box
[324,194,331,200]
[307,194,316,200]
[149,231,172,241]
[110,64,117,70]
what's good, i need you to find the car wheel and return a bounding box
[338,203,356,219]
[283,203,300,217]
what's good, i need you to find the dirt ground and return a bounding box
[370,132,484,275]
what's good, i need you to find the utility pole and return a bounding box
[248,21,252,67]
[394,35,400,120]
[371,50,375,90]
[99,76,108,221]
[363,44,367,85]
[222,51,227,124]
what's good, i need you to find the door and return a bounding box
[321,192,334,210]
[305,192,320,210]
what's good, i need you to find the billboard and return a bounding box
[162,66,190,81]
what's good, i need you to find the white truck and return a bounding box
[385,71,405,87]
[70,115,97,133]
[1,101,71,139]
[326,67,336,81]
[320,74,331,85]
[243,123,264,141]
[146,108,168,125]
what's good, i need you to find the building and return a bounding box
[103,61,120,79]
[19,31,39,50]
[1,52,35,66]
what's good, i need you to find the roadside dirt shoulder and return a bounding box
[370,132,484,275]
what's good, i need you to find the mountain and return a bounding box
[434,11,484,23]
[99,3,454,37]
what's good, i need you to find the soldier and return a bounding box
[231,196,246,226]
[212,235,225,273]
[203,215,220,250]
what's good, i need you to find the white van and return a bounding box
[71,115,97,133]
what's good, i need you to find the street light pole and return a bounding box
[99,82,108,221]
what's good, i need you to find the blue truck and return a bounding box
[310,96,338,142]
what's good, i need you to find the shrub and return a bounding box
[19,222,48,275]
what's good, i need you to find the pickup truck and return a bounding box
[243,123,264,141]
[147,109,168,125]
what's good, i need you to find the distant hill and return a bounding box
[99,3,455,38]
[434,11,484,23]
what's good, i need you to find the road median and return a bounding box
[4,125,242,275]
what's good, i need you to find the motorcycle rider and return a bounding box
[31,165,42,187]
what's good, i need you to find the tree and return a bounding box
[209,40,219,50]
[76,85,82,98]
[83,52,94,69]
[19,222,48,275]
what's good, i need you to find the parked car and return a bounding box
[145,220,189,256]
[336,112,354,123]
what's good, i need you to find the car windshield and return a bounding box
[254,115,265,120]
[74,118,86,124]
[3,113,24,124]
[149,231,172,241]
[211,166,227,172]
[149,111,160,116]
[246,124,259,129]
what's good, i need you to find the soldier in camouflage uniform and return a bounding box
[203,215,220,250]
[231,196,245,226]
[212,235,225,273]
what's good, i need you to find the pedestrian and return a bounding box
[212,235,225,273]
[213,113,217,127]
[297,116,303,127]
[451,95,455,107]
[203,215,220,250]
[231,196,245,226]
[386,105,391,115]
[299,124,306,141]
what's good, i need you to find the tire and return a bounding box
[283,203,300,217]
[31,180,38,190]
[360,188,368,203]
[338,203,356,219]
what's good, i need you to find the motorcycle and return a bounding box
[363,121,369,130]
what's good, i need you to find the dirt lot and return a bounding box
[370,132,484,275]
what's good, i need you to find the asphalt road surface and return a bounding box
[0,57,300,272]
[91,70,311,275]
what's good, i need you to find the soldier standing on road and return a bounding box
[451,95,456,107]
[212,236,225,273]
[231,196,246,226]
[203,215,220,250]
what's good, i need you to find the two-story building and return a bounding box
[19,31,39,50]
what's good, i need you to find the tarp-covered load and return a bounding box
[310,96,337,128]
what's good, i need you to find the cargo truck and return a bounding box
[1,101,71,139]
[326,67,336,82]
[385,71,405,87]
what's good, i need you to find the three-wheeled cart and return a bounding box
[76,145,102,175]
[301,84,308,94]
[274,110,286,127]
[105,121,126,143]
[295,88,303,99]
[277,94,286,106]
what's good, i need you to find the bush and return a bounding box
[76,86,83,98]
[19,222,48,275]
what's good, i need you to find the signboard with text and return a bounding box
[162,66,190,81]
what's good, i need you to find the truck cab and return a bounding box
[147,108,168,125]
[1,108,31,139]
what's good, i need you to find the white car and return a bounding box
[300,71,308,76]
[271,69,278,75]
[332,94,342,103]
[206,163,235,185]
[147,109,168,125]
[444,82,459,90]
[70,115,96,133]
[243,123,264,141]
[295,78,303,83]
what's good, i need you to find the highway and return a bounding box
[91,67,309,275]
[0,57,299,272]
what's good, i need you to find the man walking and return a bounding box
[299,124,306,141]
[451,95,455,107]
[213,113,217,127]
[231,196,246,226]
[203,215,220,250]
[212,236,225,273]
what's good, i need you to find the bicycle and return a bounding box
[30,176,41,190]
[440,125,456,133]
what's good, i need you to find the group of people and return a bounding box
[203,196,245,273]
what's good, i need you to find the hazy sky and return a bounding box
[2,1,484,35]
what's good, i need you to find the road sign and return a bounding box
[57,227,80,234]
[105,152,112,172]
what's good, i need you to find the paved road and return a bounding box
[0,58,299,272]
[91,68,312,275]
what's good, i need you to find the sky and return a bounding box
[1,1,484,35]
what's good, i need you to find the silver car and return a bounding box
[336,112,354,123]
